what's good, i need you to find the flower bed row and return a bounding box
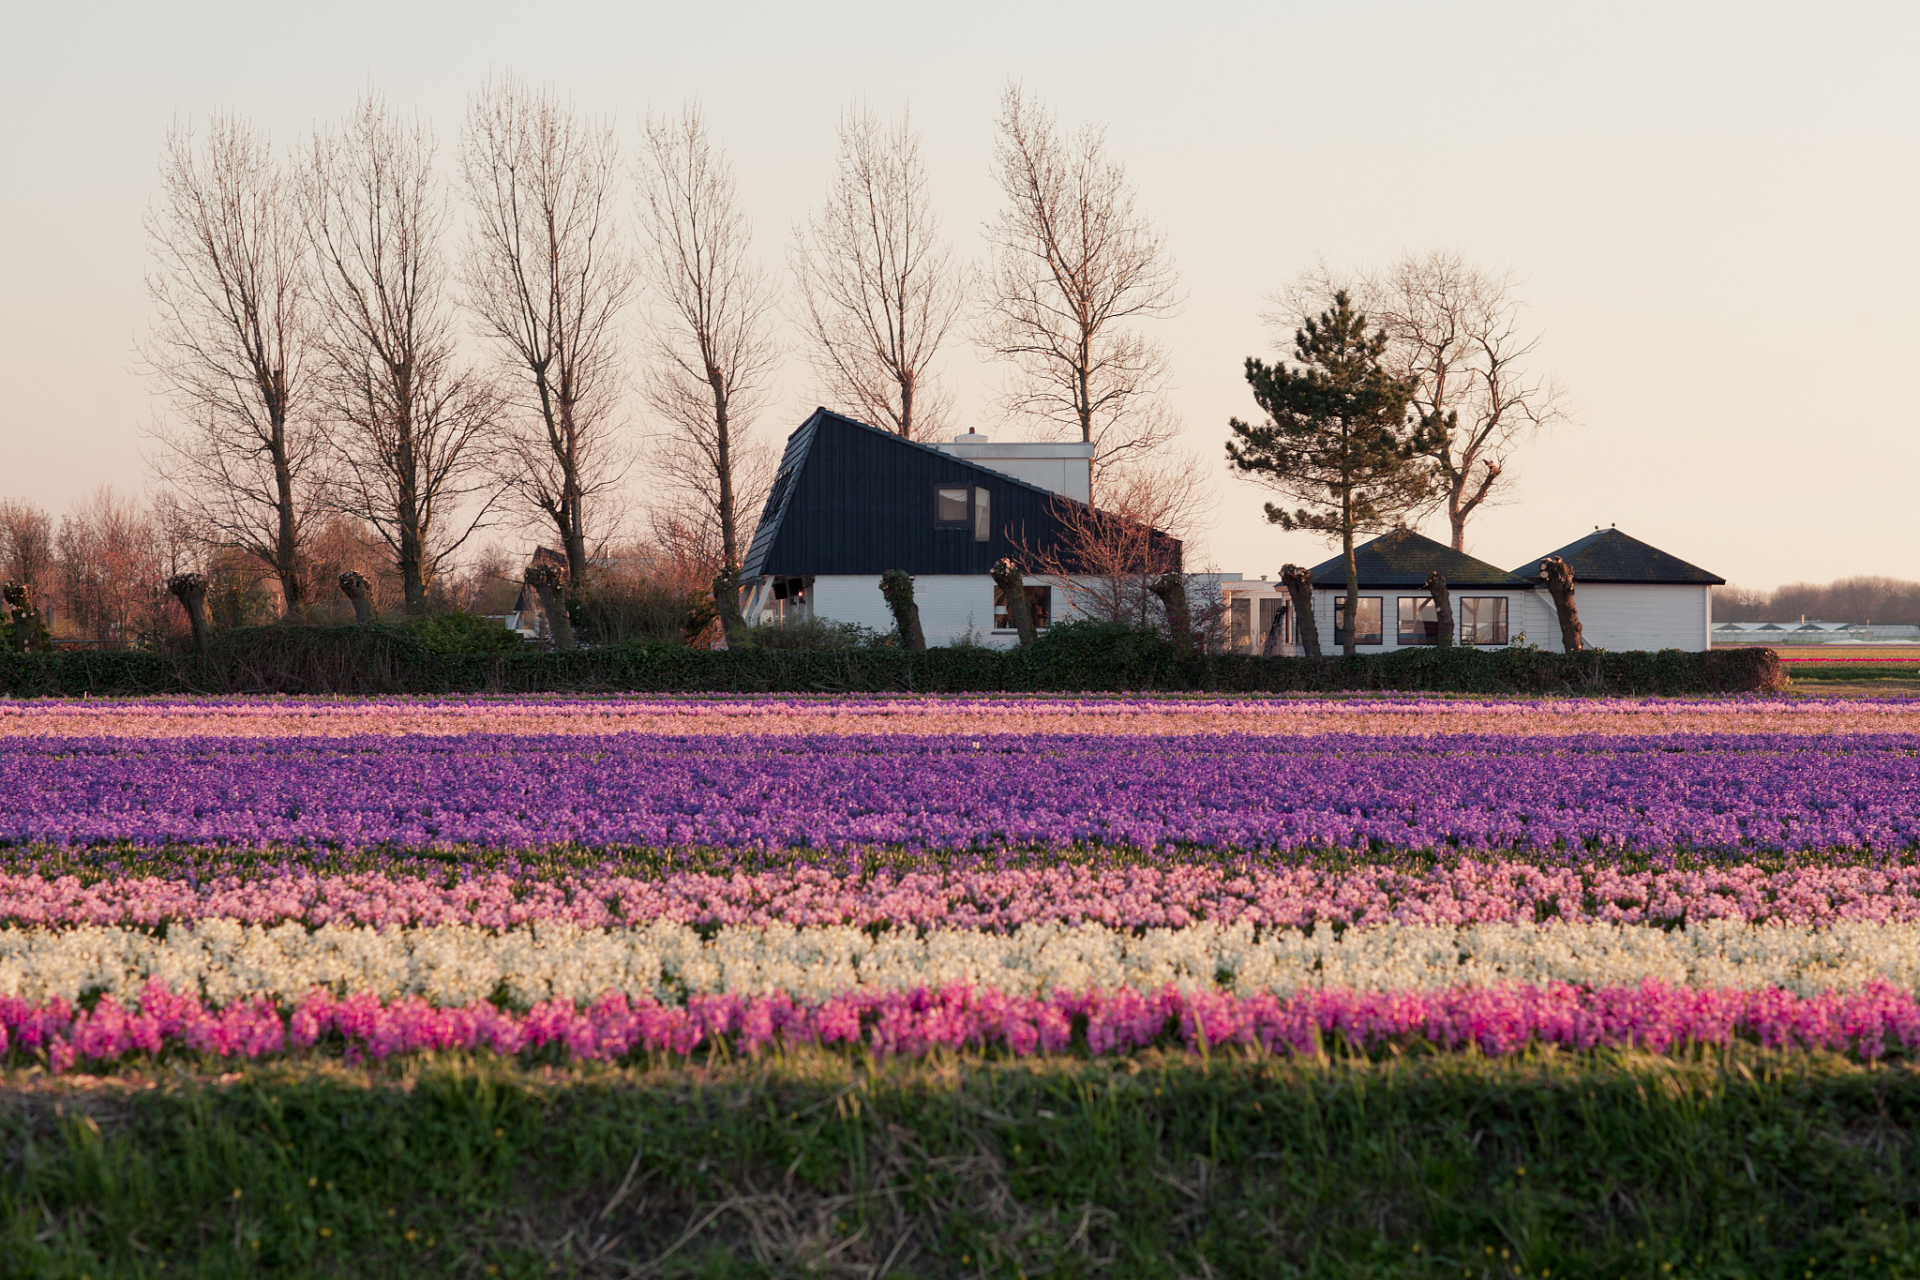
[5,693,1917,740]
[8,731,1920,854]
[12,860,1920,930]
[7,919,1919,1007]
[10,978,1920,1072]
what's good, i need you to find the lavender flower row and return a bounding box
[7,732,1919,855]
[11,860,1920,930]
[8,979,1920,1073]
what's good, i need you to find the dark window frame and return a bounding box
[934,485,992,542]
[1332,596,1385,647]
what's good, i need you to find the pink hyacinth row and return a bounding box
[7,979,1920,1073]
[6,692,1918,741]
[14,860,1920,931]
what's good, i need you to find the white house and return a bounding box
[737,408,1180,648]
[1510,528,1723,652]
[1223,526,1725,655]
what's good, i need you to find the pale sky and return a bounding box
[3,1,1915,591]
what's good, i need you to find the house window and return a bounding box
[994,583,1051,632]
[935,485,992,541]
[1396,597,1441,646]
[1460,597,1509,645]
[935,486,971,527]
[1333,597,1383,646]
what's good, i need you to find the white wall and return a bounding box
[812,574,1009,648]
[1532,583,1712,653]
[810,573,1175,648]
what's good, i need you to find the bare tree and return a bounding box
[980,85,1183,495]
[790,104,965,440]
[0,499,56,600]
[634,104,782,637]
[141,112,323,616]
[301,92,503,614]
[1271,252,1566,551]
[460,74,634,587]
[55,487,177,648]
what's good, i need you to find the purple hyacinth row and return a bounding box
[8,979,1920,1073]
[11,861,1920,930]
[6,731,1919,855]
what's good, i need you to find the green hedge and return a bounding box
[0,621,1785,696]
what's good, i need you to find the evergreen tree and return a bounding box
[1227,292,1435,656]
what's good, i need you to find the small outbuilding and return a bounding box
[1301,529,1534,651]
[1510,528,1723,652]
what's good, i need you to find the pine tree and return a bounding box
[1227,292,1435,656]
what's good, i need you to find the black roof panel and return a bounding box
[740,408,1179,579]
[1307,529,1529,588]
[1511,528,1724,585]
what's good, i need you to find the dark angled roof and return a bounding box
[1307,529,1528,589]
[740,408,1179,579]
[1511,528,1724,586]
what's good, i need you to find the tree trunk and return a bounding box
[879,569,928,651]
[1150,572,1193,659]
[337,571,374,624]
[1261,605,1285,657]
[988,559,1036,647]
[711,567,748,649]
[1340,524,1359,658]
[527,564,577,650]
[1280,564,1319,658]
[1425,570,1454,649]
[1541,556,1583,653]
[167,573,212,657]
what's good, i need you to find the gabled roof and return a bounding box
[740,408,1179,580]
[1307,529,1529,589]
[1510,528,1724,586]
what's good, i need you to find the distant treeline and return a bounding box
[1714,577,1920,626]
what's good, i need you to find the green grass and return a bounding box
[5,1049,1920,1277]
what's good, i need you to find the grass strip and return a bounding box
[3,1049,1918,1277]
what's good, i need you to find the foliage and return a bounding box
[4,1051,1919,1277]
[739,616,884,650]
[0,625,1784,696]
[574,580,715,647]
[399,610,528,658]
[1227,292,1437,545]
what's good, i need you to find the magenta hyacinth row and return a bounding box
[8,979,1920,1073]
[12,861,1920,930]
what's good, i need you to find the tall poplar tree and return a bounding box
[1226,292,1434,656]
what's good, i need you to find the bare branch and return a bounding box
[139,112,322,616]
[1265,250,1569,552]
[979,85,1184,495]
[789,104,965,440]
[633,103,782,589]
[459,73,635,585]
[301,90,504,613]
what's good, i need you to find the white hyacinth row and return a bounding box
[4,919,1920,1008]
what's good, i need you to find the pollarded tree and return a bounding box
[1226,291,1433,656]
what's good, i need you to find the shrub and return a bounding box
[0,625,1785,697]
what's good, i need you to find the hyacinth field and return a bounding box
[7,692,1920,1277]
